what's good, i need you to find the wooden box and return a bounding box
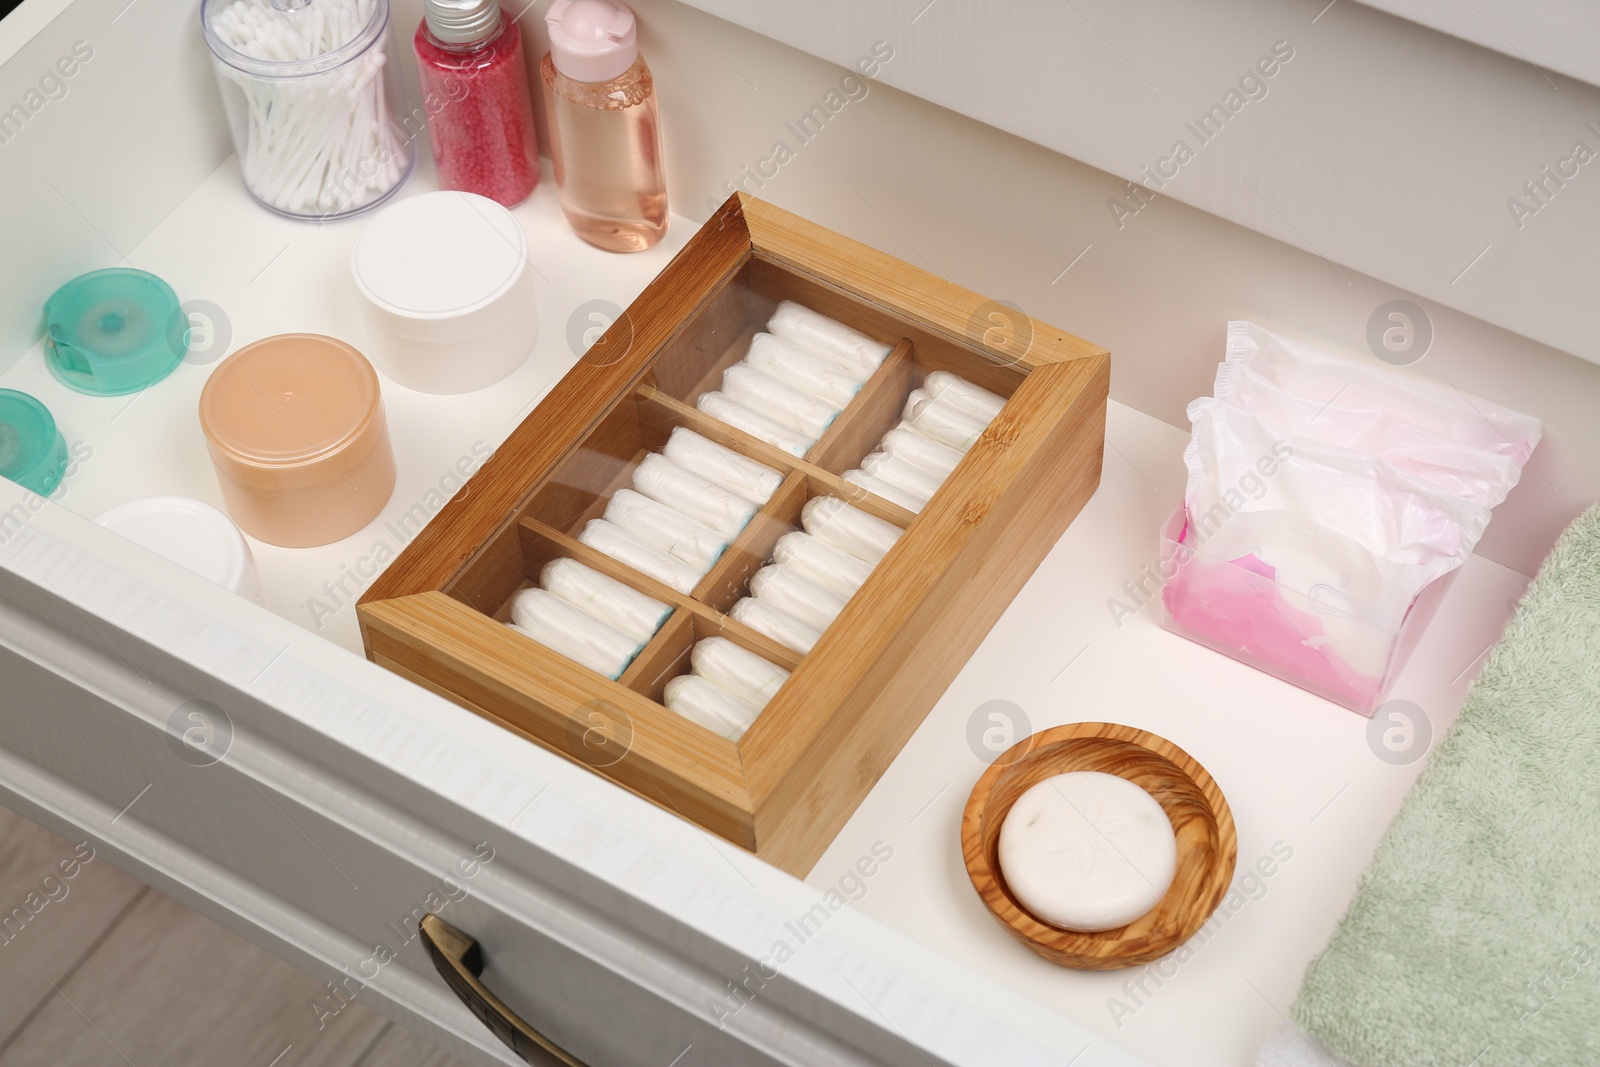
[357,194,1109,876]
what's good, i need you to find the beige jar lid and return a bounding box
[199,334,386,491]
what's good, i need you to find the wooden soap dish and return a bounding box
[961,722,1236,969]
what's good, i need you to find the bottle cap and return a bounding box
[546,0,638,83]
[0,389,68,496]
[95,496,260,600]
[422,0,503,46]
[44,268,187,396]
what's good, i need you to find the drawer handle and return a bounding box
[419,914,589,1066]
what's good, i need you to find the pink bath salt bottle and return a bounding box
[541,0,668,252]
[414,0,540,207]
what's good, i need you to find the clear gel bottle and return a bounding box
[541,0,667,252]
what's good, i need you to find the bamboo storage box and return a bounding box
[357,194,1109,875]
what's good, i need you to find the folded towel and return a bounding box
[1256,1023,1354,1067]
[1289,503,1600,1066]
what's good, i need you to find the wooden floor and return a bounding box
[0,805,467,1067]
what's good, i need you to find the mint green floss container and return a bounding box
[44,268,188,396]
[0,389,68,496]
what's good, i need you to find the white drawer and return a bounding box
[0,165,1529,1067]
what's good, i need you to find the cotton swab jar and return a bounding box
[202,0,413,220]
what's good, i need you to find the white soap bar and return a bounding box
[664,675,761,740]
[843,468,926,513]
[722,363,840,439]
[577,519,703,594]
[748,563,846,632]
[767,300,891,377]
[696,391,816,457]
[539,558,671,644]
[882,424,962,478]
[800,496,902,565]
[662,427,782,505]
[631,453,756,539]
[924,370,1006,422]
[690,637,789,709]
[998,771,1178,933]
[746,331,867,403]
[729,597,822,655]
[508,588,643,680]
[771,531,872,598]
[604,488,726,571]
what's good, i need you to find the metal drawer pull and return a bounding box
[419,914,589,1066]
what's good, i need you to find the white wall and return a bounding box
[3,0,1596,577]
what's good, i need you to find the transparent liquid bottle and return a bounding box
[541,0,667,253]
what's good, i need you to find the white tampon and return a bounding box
[664,676,761,740]
[662,427,782,505]
[721,363,840,439]
[690,637,790,709]
[767,301,891,377]
[901,388,931,422]
[924,370,1006,422]
[843,469,926,513]
[800,496,903,565]
[577,519,703,594]
[771,532,873,598]
[729,597,822,655]
[748,564,847,632]
[508,588,642,680]
[540,558,671,644]
[746,332,867,404]
[604,488,726,571]
[859,451,941,507]
[882,424,962,477]
[631,453,756,539]
[696,392,816,457]
[905,393,988,452]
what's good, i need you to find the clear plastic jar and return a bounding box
[201,0,414,221]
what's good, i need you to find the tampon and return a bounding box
[729,597,823,655]
[691,637,790,709]
[577,519,703,594]
[696,392,816,457]
[631,453,756,539]
[721,363,840,439]
[508,588,642,680]
[768,300,891,377]
[859,451,941,507]
[664,675,761,740]
[882,424,962,477]
[842,469,926,513]
[746,332,866,404]
[924,370,1006,422]
[604,488,726,571]
[662,427,782,505]
[800,496,902,565]
[905,393,988,452]
[748,563,847,632]
[771,531,873,598]
[539,558,671,644]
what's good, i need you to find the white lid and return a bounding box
[547,0,638,83]
[95,496,259,600]
[352,192,530,344]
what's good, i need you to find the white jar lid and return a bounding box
[95,496,259,600]
[352,191,530,344]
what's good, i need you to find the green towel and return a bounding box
[1293,502,1600,1067]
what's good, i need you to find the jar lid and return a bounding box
[0,389,68,496]
[44,268,186,396]
[547,0,638,83]
[199,334,385,490]
[95,496,259,600]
